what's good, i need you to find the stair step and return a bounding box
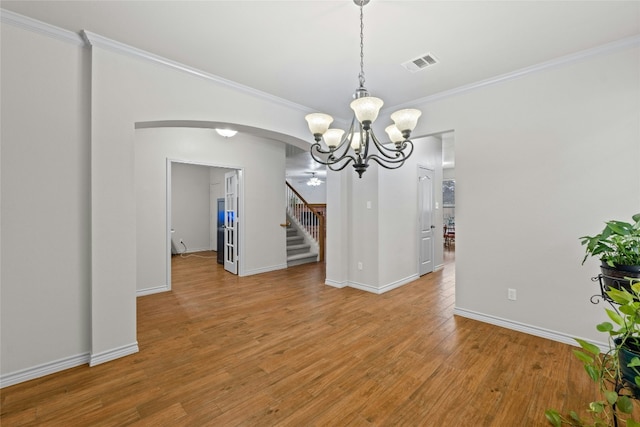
[286,228,298,237]
[287,252,318,267]
[287,236,304,245]
[287,243,311,256]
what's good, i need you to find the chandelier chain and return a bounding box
[358,0,365,88]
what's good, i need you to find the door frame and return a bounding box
[166,159,245,289]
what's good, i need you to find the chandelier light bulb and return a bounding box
[305,113,333,137]
[350,132,362,153]
[390,109,422,132]
[350,96,384,126]
[324,128,345,148]
[385,125,404,144]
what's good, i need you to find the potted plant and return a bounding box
[546,279,640,426]
[581,213,640,292]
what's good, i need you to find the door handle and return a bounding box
[280,222,291,227]
[430,225,436,229]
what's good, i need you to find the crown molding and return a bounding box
[81,30,314,115]
[0,8,84,46]
[386,34,640,113]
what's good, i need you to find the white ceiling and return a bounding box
[3,0,639,180]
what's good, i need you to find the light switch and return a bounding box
[366,201,372,209]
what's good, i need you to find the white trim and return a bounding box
[386,34,640,112]
[378,274,419,294]
[166,159,173,291]
[0,352,90,388]
[347,281,380,294]
[340,274,420,295]
[453,307,610,354]
[137,285,170,297]
[325,279,348,289]
[0,9,85,46]
[90,342,139,367]
[81,30,313,115]
[241,263,287,277]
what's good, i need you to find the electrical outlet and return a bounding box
[508,288,516,301]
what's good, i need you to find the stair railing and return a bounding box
[285,182,325,262]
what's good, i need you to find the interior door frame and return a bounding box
[166,159,245,289]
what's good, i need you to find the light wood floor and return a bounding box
[2,249,596,426]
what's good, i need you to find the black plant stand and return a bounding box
[590,274,639,427]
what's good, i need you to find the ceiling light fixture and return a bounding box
[307,173,323,186]
[305,0,421,178]
[215,128,237,138]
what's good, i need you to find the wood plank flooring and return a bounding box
[1,249,601,426]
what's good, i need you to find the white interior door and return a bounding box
[224,171,238,274]
[418,167,434,276]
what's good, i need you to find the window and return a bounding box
[443,179,455,207]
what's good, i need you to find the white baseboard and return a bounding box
[1,352,90,388]
[326,274,419,294]
[90,342,139,367]
[137,284,169,297]
[325,279,347,288]
[453,307,609,353]
[379,274,419,294]
[240,263,287,277]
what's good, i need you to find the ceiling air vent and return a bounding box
[401,53,439,73]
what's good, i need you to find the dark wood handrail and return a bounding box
[285,182,326,262]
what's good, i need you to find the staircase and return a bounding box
[286,223,318,267]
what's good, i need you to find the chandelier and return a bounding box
[305,0,422,178]
[307,173,323,186]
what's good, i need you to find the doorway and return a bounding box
[167,161,240,288]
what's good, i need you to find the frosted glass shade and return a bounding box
[350,97,384,124]
[385,125,404,144]
[324,128,345,148]
[215,128,238,138]
[390,109,422,132]
[305,113,333,135]
[350,132,362,152]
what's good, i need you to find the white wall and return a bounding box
[325,134,443,292]
[171,162,211,253]
[412,45,640,345]
[1,23,91,378]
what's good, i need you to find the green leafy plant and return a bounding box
[546,279,640,426]
[580,214,640,267]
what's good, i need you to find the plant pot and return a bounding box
[616,338,640,397]
[601,263,640,293]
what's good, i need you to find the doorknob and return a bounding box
[280,222,291,227]
[430,225,436,229]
